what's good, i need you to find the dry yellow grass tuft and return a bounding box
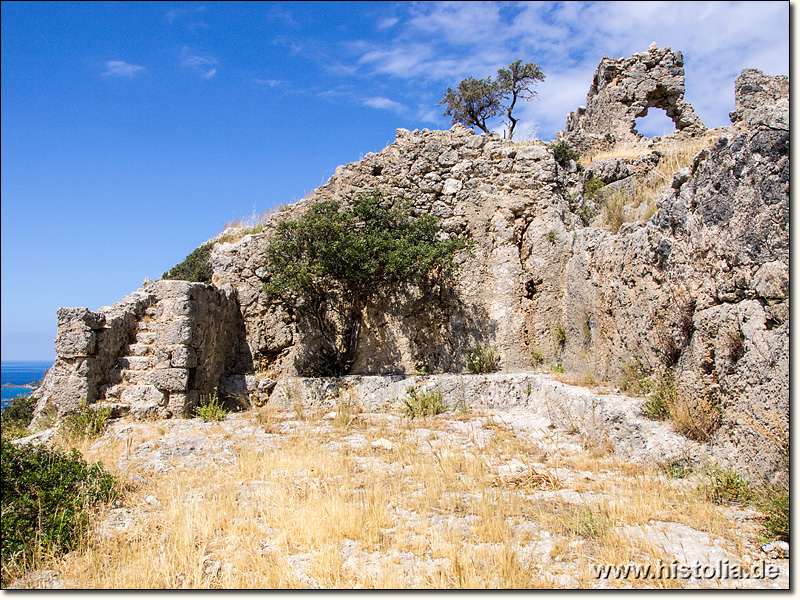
[14,404,774,589]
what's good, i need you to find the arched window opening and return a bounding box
[634,108,676,138]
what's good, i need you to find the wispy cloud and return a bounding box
[251,78,282,88]
[165,6,207,27]
[363,96,405,112]
[101,60,146,78]
[265,1,787,139]
[180,47,218,78]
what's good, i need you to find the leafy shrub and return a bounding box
[1,441,118,585]
[1,395,36,441]
[547,228,557,243]
[61,402,112,442]
[466,344,500,374]
[550,140,579,168]
[194,392,228,422]
[2,394,36,424]
[263,190,470,376]
[583,176,606,199]
[162,242,214,284]
[402,387,445,418]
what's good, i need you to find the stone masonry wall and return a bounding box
[560,43,706,154]
[33,279,250,420]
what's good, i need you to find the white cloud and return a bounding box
[101,61,146,78]
[363,96,405,112]
[252,78,282,88]
[350,1,788,138]
[180,47,218,78]
[165,6,206,25]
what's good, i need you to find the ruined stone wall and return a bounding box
[561,43,706,154]
[33,279,250,420]
[35,48,788,484]
[729,68,789,125]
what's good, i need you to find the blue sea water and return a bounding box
[1,360,53,411]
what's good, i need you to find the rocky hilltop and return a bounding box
[31,46,788,485]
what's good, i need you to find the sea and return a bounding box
[1,360,53,411]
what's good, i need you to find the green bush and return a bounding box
[754,482,789,541]
[705,464,751,505]
[162,242,214,284]
[1,441,118,585]
[263,190,470,376]
[466,344,500,374]
[583,176,606,199]
[61,402,112,442]
[194,392,228,422]
[1,395,36,442]
[550,140,579,168]
[402,387,445,418]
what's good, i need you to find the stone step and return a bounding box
[118,356,154,370]
[136,331,157,344]
[122,369,152,385]
[126,343,152,357]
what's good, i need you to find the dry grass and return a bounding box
[217,203,293,244]
[581,134,719,228]
[14,406,761,589]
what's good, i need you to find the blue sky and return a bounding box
[1,1,790,360]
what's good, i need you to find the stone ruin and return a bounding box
[729,67,790,124]
[560,43,707,154]
[30,47,789,484]
[31,279,252,420]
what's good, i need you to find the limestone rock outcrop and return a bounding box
[35,48,788,484]
[561,43,706,154]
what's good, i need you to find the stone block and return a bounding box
[170,345,197,369]
[150,368,190,392]
[55,324,96,357]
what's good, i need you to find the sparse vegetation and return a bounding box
[1,441,118,586]
[61,401,112,442]
[529,345,545,367]
[402,386,445,418]
[466,344,500,374]
[549,140,579,168]
[553,326,566,349]
[161,242,214,284]
[194,392,228,422]
[602,190,627,234]
[583,176,606,199]
[547,228,557,243]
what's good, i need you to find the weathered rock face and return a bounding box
[729,68,790,125]
[561,43,706,154]
[37,48,787,485]
[33,279,251,420]
[212,126,569,378]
